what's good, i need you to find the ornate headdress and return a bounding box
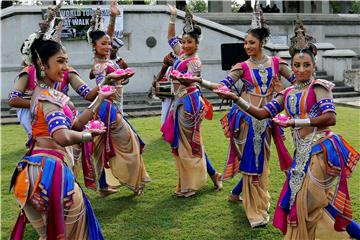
[250,1,264,30]
[183,8,194,34]
[86,8,104,45]
[289,16,317,57]
[21,1,64,65]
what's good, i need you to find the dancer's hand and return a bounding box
[272,117,294,128]
[272,75,285,92]
[110,0,120,16]
[214,90,238,101]
[87,127,106,137]
[106,72,127,81]
[125,72,135,79]
[98,87,116,101]
[168,4,177,16]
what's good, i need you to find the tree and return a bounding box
[188,0,207,13]
[231,0,241,12]
[352,1,360,13]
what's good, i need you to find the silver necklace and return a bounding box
[249,55,268,65]
[94,56,110,63]
[250,55,269,93]
[289,127,317,207]
[294,79,312,90]
[37,82,52,89]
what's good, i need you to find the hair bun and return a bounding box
[193,25,202,36]
[88,30,106,45]
[260,27,270,39]
[308,43,317,56]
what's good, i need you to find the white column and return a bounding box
[208,1,232,12]
[321,0,330,14]
[303,1,312,13]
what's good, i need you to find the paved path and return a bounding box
[334,97,360,108]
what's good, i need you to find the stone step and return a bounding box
[333,91,360,98]
[316,75,334,81]
[316,71,327,76]
[332,86,355,93]
[331,81,345,87]
[1,118,20,125]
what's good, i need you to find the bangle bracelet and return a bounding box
[234,97,250,111]
[200,79,212,88]
[81,132,92,143]
[88,96,101,114]
[170,15,176,23]
[294,118,311,127]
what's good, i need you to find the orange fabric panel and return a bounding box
[202,96,213,120]
[32,102,49,138]
[13,166,30,207]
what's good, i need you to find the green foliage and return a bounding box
[231,0,241,12]
[330,1,342,13]
[144,0,156,5]
[188,0,207,13]
[1,107,360,239]
[118,0,133,5]
[352,1,360,13]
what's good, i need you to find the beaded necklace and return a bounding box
[294,78,312,90]
[37,81,53,89]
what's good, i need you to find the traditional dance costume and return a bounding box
[10,88,103,240]
[266,79,359,239]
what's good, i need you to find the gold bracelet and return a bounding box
[81,132,92,143]
[294,118,311,127]
[234,97,250,111]
[200,79,212,88]
[170,15,176,24]
[88,96,101,114]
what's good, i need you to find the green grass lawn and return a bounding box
[1,106,360,240]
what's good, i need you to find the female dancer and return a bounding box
[161,5,222,198]
[180,4,294,226]
[8,2,100,146]
[9,21,113,239]
[215,19,359,239]
[87,4,150,197]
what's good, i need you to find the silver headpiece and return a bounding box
[289,16,317,57]
[183,8,194,34]
[86,8,105,45]
[250,1,264,30]
[21,1,64,65]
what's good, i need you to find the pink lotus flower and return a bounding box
[114,69,126,75]
[124,67,135,75]
[170,70,181,78]
[214,85,230,93]
[276,114,290,121]
[182,72,193,79]
[276,114,290,122]
[100,85,115,93]
[87,120,105,130]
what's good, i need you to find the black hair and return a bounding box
[247,27,270,45]
[289,43,317,65]
[89,30,106,45]
[27,37,65,77]
[182,25,202,44]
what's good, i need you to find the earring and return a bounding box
[40,65,46,78]
[92,48,96,54]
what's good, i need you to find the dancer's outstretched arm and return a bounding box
[107,0,120,39]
